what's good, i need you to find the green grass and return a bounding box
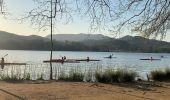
[3,65,170,83]
[150,68,170,81]
[0,74,18,81]
[118,69,137,82]
[0,73,31,81]
[37,74,44,80]
[58,69,84,82]
[95,69,137,83]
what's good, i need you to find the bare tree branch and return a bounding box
[21,0,169,39]
[0,0,4,14]
[76,0,170,39]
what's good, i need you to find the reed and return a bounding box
[150,68,170,81]
[118,69,137,82]
[95,69,137,83]
[37,73,44,80]
[3,64,170,83]
[0,74,18,81]
[58,69,84,82]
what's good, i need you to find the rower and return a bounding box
[109,54,112,58]
[161,55,164,58]
[87,57,90,62]
[64,56,66,61]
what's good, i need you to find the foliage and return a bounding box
[58,69,84,82]
[27,0,170,39]
[118,69,137,82]
[0,72,31,81]
[0,0,4,14]
[95,69,137,83]
[0,74,19,81]
[37,74,44,80]
[150,68,170,81]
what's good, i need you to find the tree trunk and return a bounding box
[50,0,53,80]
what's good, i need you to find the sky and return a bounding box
[0,0,170,42]
[0,0,92,36]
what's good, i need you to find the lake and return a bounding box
[0,50,170,79]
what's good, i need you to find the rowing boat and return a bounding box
[43,58,100,63]
[140,59,161,60]
[43,59,80,63]
[104,57,117,59]
[0,63,27,65]
[75,59,100,61]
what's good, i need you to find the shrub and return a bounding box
[69,72,84,82]
[23,73,31,80]
[95,69,137,83]
[58,70,69,81]
[95,71,108,83]
[150,68,170,81]
[0,74,20,81]
[37,74,43,80]
[118,69,137,82]
[58,69,84,82]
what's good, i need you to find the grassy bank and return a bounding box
[1,66,170,83]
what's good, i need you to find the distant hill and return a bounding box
[46,33,111,41]
[0,31,48,42]
[0,31,50,50]
[0,31,170,52]
[120,35,170,48]
[119,35,170,52]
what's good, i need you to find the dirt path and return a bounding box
[0,81,169,100]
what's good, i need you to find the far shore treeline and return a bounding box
[0,31,170,53]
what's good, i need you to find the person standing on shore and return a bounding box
[1,57,4,69]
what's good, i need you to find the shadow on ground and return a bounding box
[0,88,26,100]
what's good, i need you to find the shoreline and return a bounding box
[0,80,169,100]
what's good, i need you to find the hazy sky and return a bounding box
[0,0,93,36]
[0,0,170,42]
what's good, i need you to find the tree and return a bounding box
[22,0,74,80]
[75,0,170,39]
[0,0,4,14]
[0,0,7,16]
[26,0,170,38]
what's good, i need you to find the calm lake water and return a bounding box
[0,50,170,78]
